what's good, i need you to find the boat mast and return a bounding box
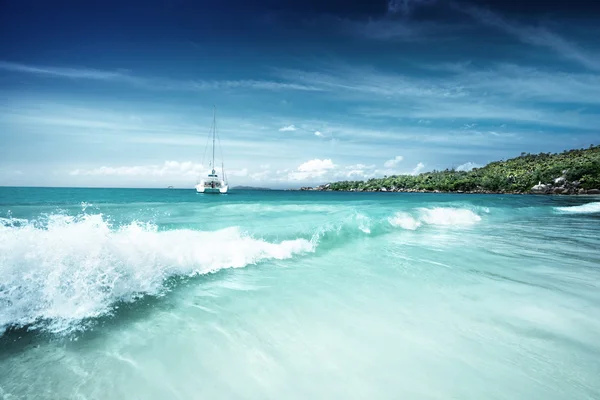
[212,105,216,174]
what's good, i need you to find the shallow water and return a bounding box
[1,188,599,399]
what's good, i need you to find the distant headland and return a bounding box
[299,145,600,195]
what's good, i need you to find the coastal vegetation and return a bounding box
[317,145,600,194]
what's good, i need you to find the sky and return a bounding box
[1,0,599,188]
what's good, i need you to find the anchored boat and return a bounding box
[196,107,228,194]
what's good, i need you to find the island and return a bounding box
[301,145,600,195]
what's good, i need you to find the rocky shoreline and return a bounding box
[298,182,600,195]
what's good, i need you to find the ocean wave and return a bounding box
[0,214,313,336]
[309,207,483,250]
[0,206,484,336]
[388,207,482,230]
[308,212,381,248]
[554,202,600,214]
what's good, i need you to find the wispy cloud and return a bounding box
[275,65,465,99]
[411,162,425,175]
[70,161,206,178]
[346,61,600,130]
[384,155,404,168]
[460,6,600,71]
[69,161,250,184]
[0,61,323,92]
[279,124,297,132]
[0,61,131,81]
[453,63,600,105]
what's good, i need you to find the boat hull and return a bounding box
[196,184,228,194]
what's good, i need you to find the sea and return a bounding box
[1,187,599,399]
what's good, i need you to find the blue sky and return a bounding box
[1,0,599,188]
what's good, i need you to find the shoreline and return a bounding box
[297,187,600,195]
[297,146,599,196]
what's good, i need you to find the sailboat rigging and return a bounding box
[195,107,228,194]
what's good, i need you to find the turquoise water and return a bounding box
[1,187,600,399]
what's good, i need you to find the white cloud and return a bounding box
[288,159,336,181]
[384,155,404,168]
[314,130,323,137]
[411,162,425,175]
[279,124,297,132]
[456,162,481,172]
[69,161,206,178]
[297,159,335,172]
[345,164,375,170]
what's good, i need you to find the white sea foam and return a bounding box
[388,212,422,230]
[389,208,481,229]
[555,202,600,214]
[354,212,372,234]
[418,207,482,226]
[0,214,313,335]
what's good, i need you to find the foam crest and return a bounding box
[555,202,600,214]
[0,214,313,335]
[388,212,422,230]
[389,208,481,230]
[418,207,482,226]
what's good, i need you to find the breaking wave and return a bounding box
[388,207,482,230]
[0,214,313,336]
[0,206,484,336]
[555,202,600,214]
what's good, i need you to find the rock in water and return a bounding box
[587,189,600,194]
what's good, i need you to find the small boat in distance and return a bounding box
[196,107,228,194]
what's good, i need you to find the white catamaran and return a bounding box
[195,107,228,194]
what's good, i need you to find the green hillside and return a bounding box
[326,145,600,194]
